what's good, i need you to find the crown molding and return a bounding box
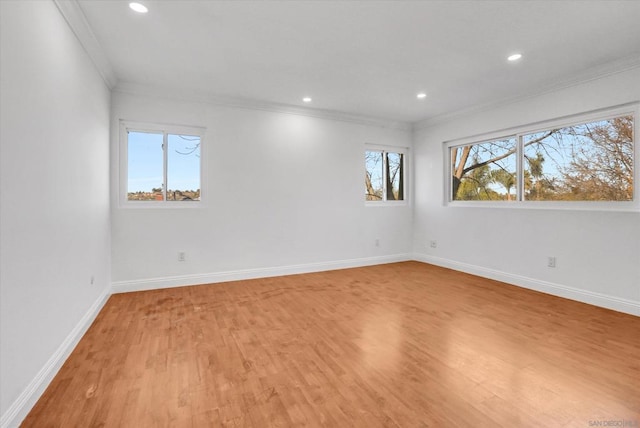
[113,81,412,131]
[413,53,640,131]
[50,0,407,130]
[53,0,117,89]
[51,0,640,133]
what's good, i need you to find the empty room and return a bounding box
[1,0,639,427]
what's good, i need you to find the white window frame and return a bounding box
[365,144,408,206]
[443,103,639,212]
[119,120,205,208]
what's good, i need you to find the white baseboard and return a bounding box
[0,286,111,428]
[2,254,410,427]
[4,252,635,428]
[111,253,414,294]
[413,253,640,317]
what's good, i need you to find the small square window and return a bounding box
[365,147,406,203]
[121,121,204,206]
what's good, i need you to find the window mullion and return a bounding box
[382,151,388,201]
[516,134,524,201]
[162,133,168,201]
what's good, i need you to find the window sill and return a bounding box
[365,201,409,207]
[118,201,204,209]
[445,200,639,212]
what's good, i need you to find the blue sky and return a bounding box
[128,131,200,192]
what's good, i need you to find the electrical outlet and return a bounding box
[429,240,437,248]
[178,252,186,262]
[90,275,95,285]
[547,256,556,268]
[375,238,380,247]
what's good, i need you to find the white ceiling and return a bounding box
[75,0,640,124]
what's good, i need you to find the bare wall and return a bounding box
[110,92,413,287]
[0,0,111,420]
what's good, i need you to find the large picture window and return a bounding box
[446,105,636,208]
[521,116,633,201]
[365,146,406,203]
[120,121,204,205]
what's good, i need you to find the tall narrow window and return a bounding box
[127,131,164,201]
[166,134,201,201]
[365,150,384,201]
[365,147,406,203]
[121,121,204,205]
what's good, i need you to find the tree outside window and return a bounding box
[449,113,634,203]
[366,148,405,202]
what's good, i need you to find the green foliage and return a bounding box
[456,161,502,200]
[451,115,633,202]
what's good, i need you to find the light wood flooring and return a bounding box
[23,262,640,427]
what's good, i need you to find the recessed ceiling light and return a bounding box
[302,97,312,103]
[129,2,148,13]
[507,53,522,62]
[416,92,427,99]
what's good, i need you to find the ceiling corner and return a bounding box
[53,0,118,89]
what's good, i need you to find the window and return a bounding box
[120,121,204,205]
[451,137,517,201]
[365,146,406,203]
[521,117,633,201]
[446,104,637,208]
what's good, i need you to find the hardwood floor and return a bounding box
[23,262,639,427]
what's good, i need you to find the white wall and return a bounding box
[110,92,413,289]
[0,0,111,423]
[413,67,640,315]
[1,2,636,424]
